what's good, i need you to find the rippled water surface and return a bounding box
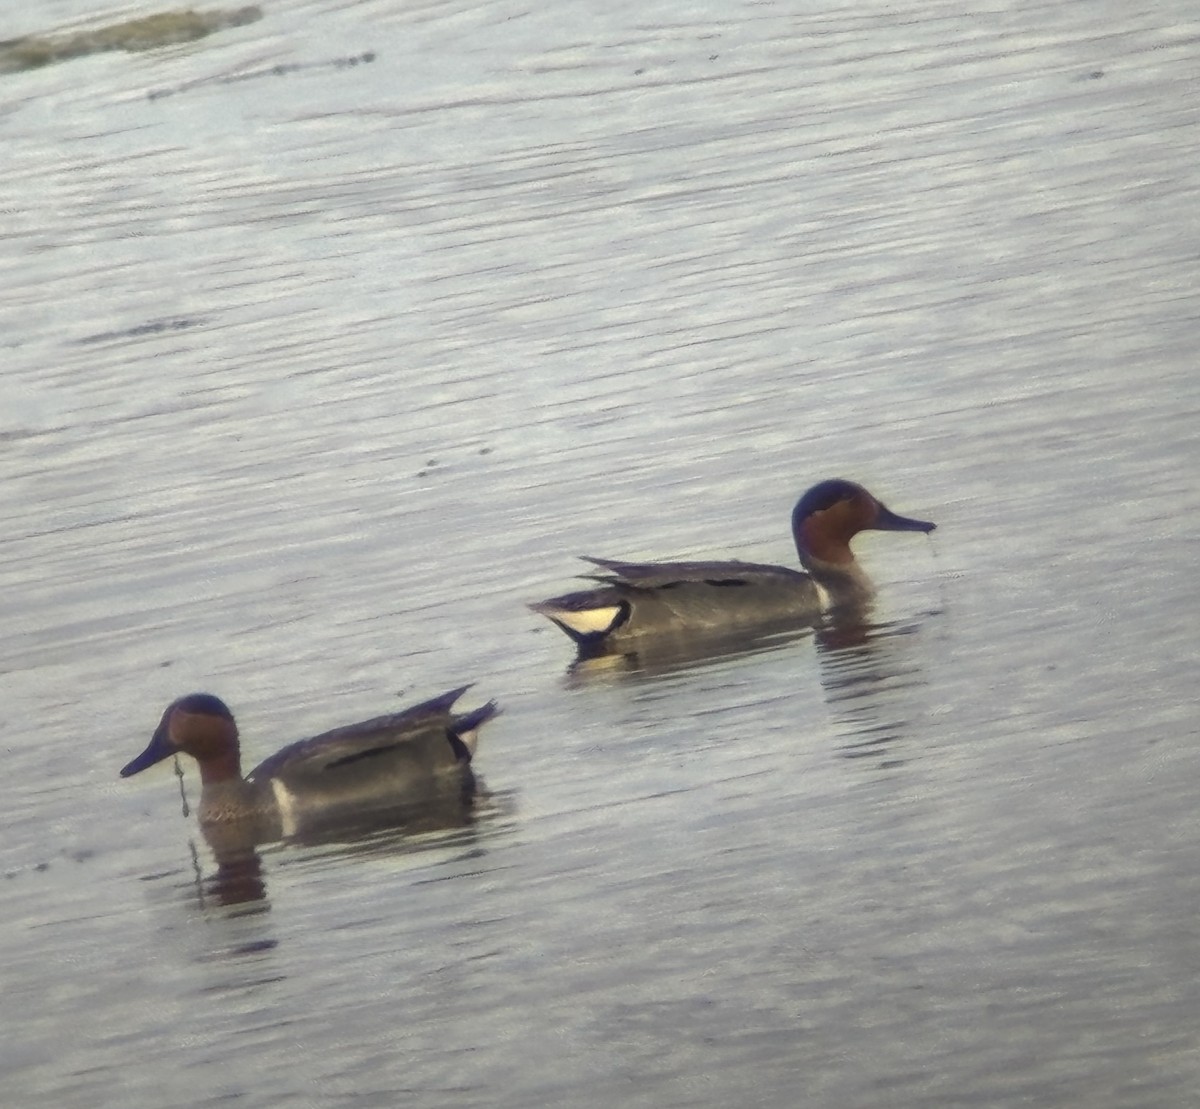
[4,1,1199,1106]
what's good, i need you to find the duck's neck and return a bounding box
[800,551,876,608]
[193,749,251,822]
[196,749,243,787]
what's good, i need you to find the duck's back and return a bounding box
[535,557,823,646]
[247,688,487,824]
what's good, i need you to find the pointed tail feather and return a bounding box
[450,699,500,759]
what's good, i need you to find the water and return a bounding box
[3,1,1199,1105]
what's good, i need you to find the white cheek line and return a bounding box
[270,779,299,838]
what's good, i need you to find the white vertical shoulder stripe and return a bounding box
[270,779,299,839]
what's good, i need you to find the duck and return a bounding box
[530,478,935,651]
[120,685,498,840]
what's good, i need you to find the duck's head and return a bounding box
[120,693,241,782]
[792,479,935,568]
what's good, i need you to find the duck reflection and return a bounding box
[814,608,936,762]
[562,620,820,683]
[179,786,509,911]
[559,596,936,768]
[192,838,269,911]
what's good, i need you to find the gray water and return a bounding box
[3,1,1199,1106]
